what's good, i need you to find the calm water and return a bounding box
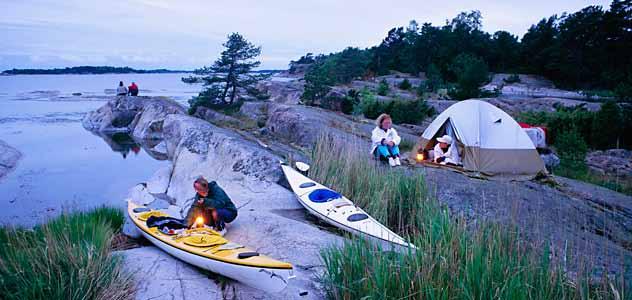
[0,73,202,227]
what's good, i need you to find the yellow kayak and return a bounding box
[127,201,294,292]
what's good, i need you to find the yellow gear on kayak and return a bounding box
[182,234,227,247]
[138,211,168,221]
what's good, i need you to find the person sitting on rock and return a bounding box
[128,82,139,96]
[116,81,128,96]
[433,135,461,166]
[184,176,237,235]
[371,113,402,167]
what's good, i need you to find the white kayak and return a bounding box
[281,163,416,250]
[127,201,294,292]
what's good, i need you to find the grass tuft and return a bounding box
[0,207,133,300]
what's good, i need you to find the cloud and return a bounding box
[0,0,613,70]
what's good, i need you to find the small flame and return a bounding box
[195,216,204,227]
[416,153,425,161]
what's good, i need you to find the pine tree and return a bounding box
[188,33,265,108]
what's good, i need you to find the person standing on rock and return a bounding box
[116,81,128,96]
[371,113,402,167]
[184,177,237,235]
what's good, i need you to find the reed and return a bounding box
[312,135,627,300]
[0,207,133,300]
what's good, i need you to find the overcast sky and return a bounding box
[0,0,612,70]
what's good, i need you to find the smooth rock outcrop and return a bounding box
[193,106,243,127]
[82,96,186,139]
[264,103,420,149]
[420,165,632,278]
[0,139,21,180]
[483,73,610,101]
[89,97,344,298]
[256,79,304,104]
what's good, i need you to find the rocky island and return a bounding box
[80,79,632,298]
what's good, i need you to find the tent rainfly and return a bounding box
[411,100,546,179]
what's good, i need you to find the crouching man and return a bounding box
[185,177,237,235]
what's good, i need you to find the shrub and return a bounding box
[389,99,435,124]
[424,63,444,93]
[377,79,390,96]
[614,74,632,102]
[356,88,381,118]
[556,128,588,166]
[358,91,434,125]
[591,101,622,150]
[338,89,360,115]
[398,78,412,90]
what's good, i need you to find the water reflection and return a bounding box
[93,132,168,161]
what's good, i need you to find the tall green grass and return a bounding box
[0,207,133,300]
[311,136,627,300]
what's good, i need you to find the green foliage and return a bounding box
[185,32,266,114]
[448,53,489,100]
[614,73,632,102]
[397,78,412,90]
[556,129,588,166]
[296,3,632,98]
[592,101,622,149]
[424,63,444,93]
[0,207,132,300]
[517,103,632,150]
[288,53,315,74]
[340,90,359,115]
[301,65,333,106]
[552,129,631,195]
[398,138,416,152]
[504,73,521,84]
[311,136,624,300]
[301,48,370,105]
[377,79,390,96]
[518,104,632,194]
[357,89,434,124]
[355,88,380,117]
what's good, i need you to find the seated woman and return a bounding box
[116,81,128,96]
[433,135,461,166]
[370,114,402,167]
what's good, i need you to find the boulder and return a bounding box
[541,152,561,170]
[239,101,269,121]
[375,73,424,88]
[131,100,186,140]
[586,149,632,178]
[0,139,21,180]
[256,80,305,104]
[146,164,173,194]
[82,96,186,139]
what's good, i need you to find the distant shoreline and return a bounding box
[1,66,284,76]
[1,66,192,75]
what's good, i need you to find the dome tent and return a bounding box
[411,100,546,179]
